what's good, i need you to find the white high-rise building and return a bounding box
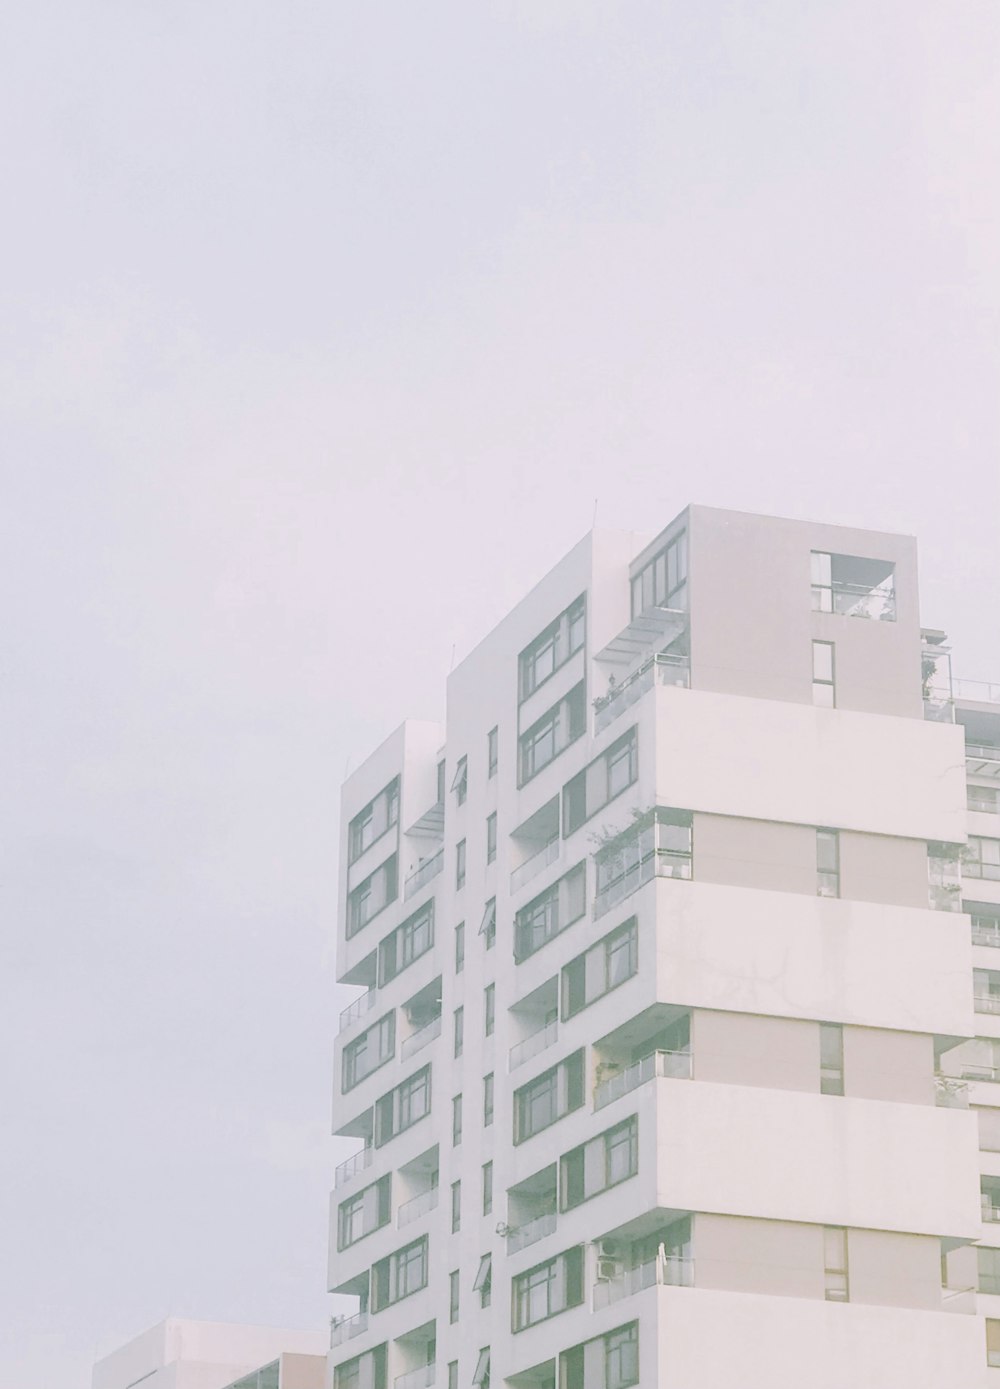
[329,505,1000,1388]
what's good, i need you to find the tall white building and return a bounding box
[329,505,1000,1388]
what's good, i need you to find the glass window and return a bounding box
[452,756,468,805]
[604,1324,639,1389]
[631,530,687,618]
[979,1247,1000,1295]
[487,812,497,864]
[519,685,586,784]
[452,1094,463,1146]
[484,1072,495,1126]
[824,1226,849,1301]
[817,829,840,898]
[379,901,435,986]
[471,1349,490,1388]
[348,855,398,937]
[349,778,400,863]
[454,1007,464,1058]
[456,839,466,890]
[488,726,498,778]
[455,922,465,973]
[812,640,835,707]
[482,1160,493,1215]
[966,837,1000,881]
[820,1022,844,1096]
[451,1179,462,1232]
[449,1270,460,1323]
[519,597,586,701]
[484,983,496,1036]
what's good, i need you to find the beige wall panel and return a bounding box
[693,1009,820,1093]
[843,1026,935,1105]
[693,814,817,896]
[839,831,929,908]
[847,1228,941,1309]
[694,1213,825,1299]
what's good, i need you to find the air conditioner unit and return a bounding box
[598,1238,623,1259]
[597,1258,624,1282]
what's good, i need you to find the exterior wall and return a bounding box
[693,1213,825,1299]
[846,1229,942,1309]
[843,1026,935,1105]
[692,1010,820,1093]
[839,830,930,907]
[691,814,817,895]
[93,1324,328,1389]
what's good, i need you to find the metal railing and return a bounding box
[394,1365,436,1389]
[955,679,1000,705]
[973,918,1000,948]
[593,835,692,920]
[506,1211,557,1254]
[959,1064,1000,1084]
[339,988,377,1033]
[330,1311,368,1347]
[397,1187,439,1228]
[400,1015,441,1060]
[510,838,560,894]
[974,995,1000,1015]
[593,1049,692,1110]
[509,1019,558,1071]
[967,744,1000,768]
[593,1254,694,1310]
[334,1145,373,1189]
[969,793,1000,814]
[812,581,896,621]
[982,1195,1000,1222]
[404,849,444,900]
[594,653,690,733]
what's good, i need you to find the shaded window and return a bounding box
[349,778,400,864]
[631,530,687,618]
[562,918,638,1019]
[560,1116,638,1210]
[519,596,586,702]
[563,728,638,836]
[817,829,839,898]
[514,863,586,963]
[515,1052,584,1143]
[519,685,586,784]
[348,855,398,937]
[379,901,434,986]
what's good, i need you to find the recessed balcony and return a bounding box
[334,1144,373,1189]
[955,679,1000,706]
[404,849,443,900]
[339,988,377,1033]
[592,1251,694,1310]
[394,1366,435,1389]
[593,651,689,734]
[509,1019,559,1072]
[507,1211,557,1255]
[329,1310,368,1348]
[593,1048,692,1111]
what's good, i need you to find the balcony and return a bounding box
[395,1366,436,1389]
[974,995,1000,1015]
[397,1187,439,1229]
[813,578,896,621]
[506,1211,557,1255]
[593,821,691,921]
[593,652,690,734]
[334,1145,374,1189]
[958,1063,1000,1083]
[511,838,560,894]
[956,680,1000,706]
[967,744,1000,779]
[509,1019,559,1072]
[339,988,377,1033]
[400,1015,441,1060]
[593,1049,692,1111]
[934,1075,970,1109]
[404,849,443,900]
[592,1253,694,1310]
[983,1196,1000,1223]
[330,1310,368,1347]
[970,791,1000,814]
[973,917,1000,948]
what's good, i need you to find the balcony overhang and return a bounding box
[405,801,445,839]
[595,606,687,667]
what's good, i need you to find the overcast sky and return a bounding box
[2,2,999,1385]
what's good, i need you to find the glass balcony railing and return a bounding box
[334,1145,373,1189]
[967,745,1000,778]
[506,1211,557,1254]
[510,838,560,894]
[400,1015,441,1060]
[593,652,690,733]
[955,679,1000,705]
[593,1049,692,1111]
[973,918,1000,948]
[404,849,444,900]
[592,1254,694,1310]
[330,1311,368,1347]
[397,1187,439,1228]
[395,1366,436,1389]
[982,1195,1000,1223]
[509,1019,558,1071]
[974,995,1000,1015]
[339,988,377,1033]
[812,580,896,621]
[957,1064,1000,1084]
[594,832,692,919]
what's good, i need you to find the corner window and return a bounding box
[379,901,434,986]
[343,1012,395,1091]
[374,1066,431,1146]
[371,1236,428,1311]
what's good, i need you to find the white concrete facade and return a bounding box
[93,1320,328,1389]
[329,505,1000,1388]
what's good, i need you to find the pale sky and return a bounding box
[2,3,999,1385]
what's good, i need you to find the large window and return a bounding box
[631,529,687,618]
[560,1115,637,1209]
[349,779,400,864]
[519,596,586,702]
[816,830,839,898]
[512,1246,584,1331]
[966,837,1000,881]
[374,1066,431,1146]
[519,684,586,784]
[514,1051,585,1144]
[343,1013,395,1091]
[337,1175,391,1250]
[348,855,398,937]
[562,728,638,836]
[560,1323,638,1389]
[378,901,434,987]
[592,810,692,918]
[562,918,638,1018]
[371,1236,428,1311]
[980,1248,1000,1295]
[820,1022,844,1096]
[514,862,586,963]
[334,1347,386,1389]
[823,1226,849,1302]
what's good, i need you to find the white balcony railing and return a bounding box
[975,995,1000,1015]
[593,1254,694,1310]
[404,849,444,900]
[334,1145,373,1189]
[400,1015,441,1060]
[395,1365,436,1389]
[509,1019,558,1071]
[339,988,377,1033]
[593,1049,692,1111]
[510,838,560,894]
[506,1211,557,1254]
[397,1187,439,1229]
[330,1311,368,1347]
[594,652,690,734]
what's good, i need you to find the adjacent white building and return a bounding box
[92,1318,327,1389]
[327,503,999,1388]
